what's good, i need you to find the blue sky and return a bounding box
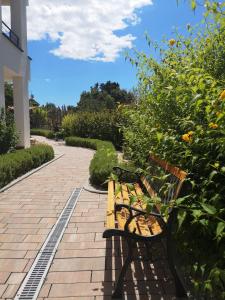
[27,0,205,107]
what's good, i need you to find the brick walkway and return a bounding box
[0,137,176,300]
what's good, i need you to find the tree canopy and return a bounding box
[76,81,135,112]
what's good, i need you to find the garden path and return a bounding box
[0,136,176,299]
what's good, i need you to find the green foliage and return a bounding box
[65,136,118,187]
[29,94,40,107]
[121,3,225,298]
[76,81,135,112]
[0,109,18,154]
[30,128,55,139]
[62,110,123,148]
[0,144,54,188]
[30,107,48,129]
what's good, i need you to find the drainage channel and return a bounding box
[15,188,82,300]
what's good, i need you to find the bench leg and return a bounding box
[112,239,134,299]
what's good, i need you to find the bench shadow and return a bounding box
[102,237,175,299]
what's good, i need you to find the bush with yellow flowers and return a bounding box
[121,1,225,298]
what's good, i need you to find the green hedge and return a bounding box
[31,128,55,139]
[0,144,54,189]
[65,136,118,187]
[62,111,123,148]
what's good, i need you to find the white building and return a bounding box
[0,0,30,148]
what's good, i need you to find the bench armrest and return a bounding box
[115,203,166,235]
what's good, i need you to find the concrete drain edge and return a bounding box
[14,188,82,300]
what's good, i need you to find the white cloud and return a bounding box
[25,0,152,62]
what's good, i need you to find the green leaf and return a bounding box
[200,203,217,215]
[115,184,122,195]
[216,222,225,237]
[178,209,187,229]
[156,132,163,142]
[129,195,137,205]
[126,183,135,192]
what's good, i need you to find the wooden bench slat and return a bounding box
[130,184,151,236]
[134,183,162,235]
[140,176,157,198]
[115,182,127,231]
[149,154,187,181]
[107,181,115,229]
[119,184,137,233]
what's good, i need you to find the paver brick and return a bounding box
[24,234,47,243]
[51,257,105,272]
[0,242,39,250]
[0,250,26,259]
[0,259,28,272]
[0,272,10,284]
[49,282,112,297]
[63,233,95,242]
[58,241,107,250]
[46,271,91,283]
[38,283,51,297]
[2,284,19,298]
[7,272,26,284]
[55,248,105,258]
[0,284,7,297]
[0,234,26,243]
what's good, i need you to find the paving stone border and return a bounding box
[0,154,64,193]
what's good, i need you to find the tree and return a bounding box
[76,81,135,112]
[29,94,40,107]
[30,107,47,129]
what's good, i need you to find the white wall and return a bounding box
[0,0,30,147]
[0,2,5,109]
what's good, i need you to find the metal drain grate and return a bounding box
[15,188,82,300]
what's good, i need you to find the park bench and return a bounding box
[103,154,188,298]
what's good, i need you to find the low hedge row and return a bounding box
[31,128,55,139]
[0,144,54,189]
[62,111,123,148]
[65,136,118,187]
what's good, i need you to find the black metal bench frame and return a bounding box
[103,164,188,299]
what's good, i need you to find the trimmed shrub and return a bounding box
[65,136,118,187]
[0,109,18,154]
[0,144,54,188]
[62,111,123,148]
[31,128,55,139]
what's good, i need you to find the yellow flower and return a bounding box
[216,112,222,117]
[169,39,176,47]
[219,90,225,100]
[188,131,194,136]
[209,122,218,129]
[182,133,191,143]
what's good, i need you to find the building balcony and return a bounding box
[2,20,22,51]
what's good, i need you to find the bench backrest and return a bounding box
[141,154,187,205]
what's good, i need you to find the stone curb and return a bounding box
[0,154,64,193]
[83,181,107,194]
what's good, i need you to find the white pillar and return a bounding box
[0,2,5,110]
[10,0,28,52]
[13,76,30,148]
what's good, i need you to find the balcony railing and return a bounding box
[2,21,20,49]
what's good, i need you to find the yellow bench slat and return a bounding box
[107,181,115,229]
[134,183,162,235]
